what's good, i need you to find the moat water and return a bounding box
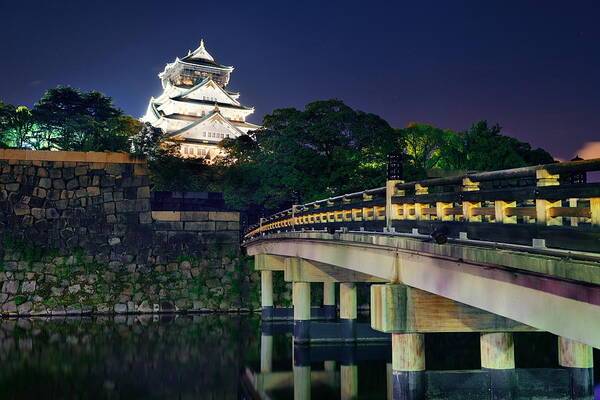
[0,314,597,399]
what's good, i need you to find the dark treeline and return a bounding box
[0,86,141,152]
[1,91,554,223]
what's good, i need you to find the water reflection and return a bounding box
[0,314,260,399]
[0,316,596,399]
[245,323,597,399]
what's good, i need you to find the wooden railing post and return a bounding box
[535,169,562,226]
[386,180,404,230]
[462,178,481,222]
[591,198,600,226]
[436,201,452,221]
[494,201,517,224]
[414,184,429,221]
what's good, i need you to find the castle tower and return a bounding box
[142,40,260,159]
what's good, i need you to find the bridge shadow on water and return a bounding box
[0,314,596,399]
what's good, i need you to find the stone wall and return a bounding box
[0,150,272,316]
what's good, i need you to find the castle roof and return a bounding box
[171,97,253,111]
[179,39,233,71]
[163,110,244,139]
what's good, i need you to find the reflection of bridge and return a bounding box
[243,159,600,399]
[242,336,594,399]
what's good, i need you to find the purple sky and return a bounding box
[1,0,599,160]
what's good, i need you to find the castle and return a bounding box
[142,40,260,159]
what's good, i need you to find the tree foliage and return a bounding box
[33,86,140,151]
[0,86,142,152]
[218,99,398,213]
[395,120,555,179]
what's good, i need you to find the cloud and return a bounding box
[575,142,600,160]
[28,80,43,87]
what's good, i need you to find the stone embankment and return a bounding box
[0,150,291,315]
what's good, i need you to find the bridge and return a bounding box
[243,158,600,399]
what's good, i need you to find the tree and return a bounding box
[396,122,458,179]
[3,106,36,148]
[0,101,14,148]
[219,99,399,213]
[32,86,134,151]
[130,122,164,159]
[448,121,554,171]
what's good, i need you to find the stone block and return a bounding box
[151,211,180,221]
[137,300,153,313]
[5,183,19,192]
[32,187,47,198]
[104,202,115,214]
[96,303,110,313]
[114,303,127,313]
[2,280,19,294]
[46,208,59,219]
[209,211,240,222]
[53,179,65,189]
[87,186,101,196]
[68,284,81,294]
[105,164,123,175]
[115,199,149,213]
[74,166,88,176]
[180,211,209,221]
[38,177,51,189]
[66,178,79,190]
[137,186,150,198]
[185,221,215,231]
[17,302,33,315]
[139,212,152,224]
[2,301,17,314]
[228,221,240,230]
[154,221,184,231]
[14,203,30,216]
[22,281,36,293]
[51,307,66,316]
[160,301,176,312]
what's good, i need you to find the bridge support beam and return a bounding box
[293,363,311,400]
[293,282,311,343]
[340,283,357,341]
[260,333,273,373]
[340,364,358,400]
[480,332,515,370]
[323,282,336,320]
[558,337,594,397]
[261,270,273,320]
[391,333,425,399]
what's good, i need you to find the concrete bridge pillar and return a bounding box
[323,282,337,320]
[558,337,594,397]
[480,332,515,369]
[261,270,273,320]
[480,332,517,398]
[260,333,273,373]
[340,283,357,341]
[340,364,358,400]
[293,362,311,400]
[293,282,311,343]
[391,333,425,399]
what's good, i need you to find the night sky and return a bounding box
[1,0,599,160]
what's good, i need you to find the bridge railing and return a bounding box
[244,158,600,253]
